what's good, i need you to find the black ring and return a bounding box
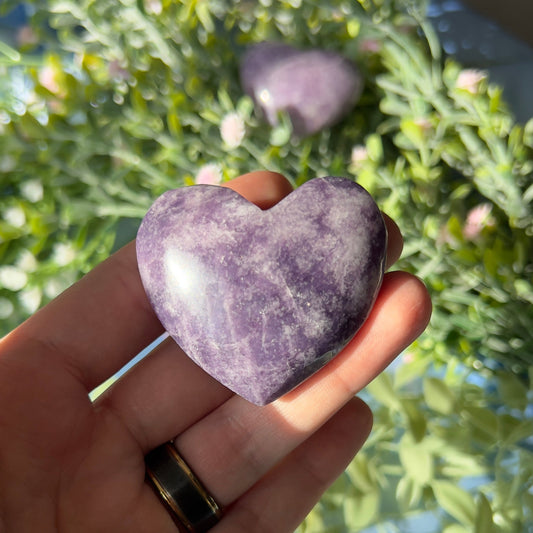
[145,442,222,532]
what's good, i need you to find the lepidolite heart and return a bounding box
[240,42,363,137]
[136,177,386,405]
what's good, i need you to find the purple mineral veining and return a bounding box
[136,177,387,405]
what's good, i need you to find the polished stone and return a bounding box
[240,41,363,137]
[136,177,386,405]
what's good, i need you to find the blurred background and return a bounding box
[1,1,532,532]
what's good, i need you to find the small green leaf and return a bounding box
[366,134,383,163]
[401,398,427,442]
[400,118,426,147]
[497,372,528,410]
[423,377,455,415]
[474,493,494,533]
[269,112,292,146]
[396,475,423,510]
[399,436,434,485]
[443,526,470,533]
[346,18,360,38]
[343,489,380,530]
[366,372,400,410]
[345,453,377,493]
[432,480,476,527]
[195,2,215,33]
[501,418,533,446]
[524,117,533,147]
[462,406,498,442]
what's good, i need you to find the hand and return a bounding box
[0,171,431,533]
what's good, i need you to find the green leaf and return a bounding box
[497,372,528,410]
[432,480,476,527]
[0,41,21,62]
[401,398,427,442]
[523,116,533,147]
[423,377,455,415]
[501,418,533,446]
[400,118,426,147]
[346,18,360,38]
[343,489,380,530]
[474,493,494,533]
[345,453,377,493]
[396,475,423,510]
[399,436,434,485]
[462,406,498,443]
[443,526,470,533]
[366,372,400,410]
[195,2,215,33]
[269,112,293,146]
[380,95,411,117]
[366,133,383,163]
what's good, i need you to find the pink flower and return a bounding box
[38,65,63,96]
[359,39,382,54]
[16,26,38,47]
[456,69,486,94]
[220,112,245,149]
[195,163,222,185]
[108,60,130,81]
[463,203,495,240]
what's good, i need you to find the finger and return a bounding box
[173,271,432,506]
[222,170,293,210]
[1,240,163,392]
[95,336,233,451]
[2,171,294,392]
[213,397,372,533]
[383,214,403,268]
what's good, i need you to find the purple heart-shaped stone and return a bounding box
[240,42,363,137]
[136,177,386,405]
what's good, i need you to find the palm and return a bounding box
[0,171,431,533]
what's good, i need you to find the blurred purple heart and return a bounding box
[240,42,363,137]
[136,177,386,405]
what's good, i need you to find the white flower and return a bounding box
[456,69,486,94]
[0,266,28,291]
[463,203,495,240]
[44,278,65,299]
[43,273,75,299]
[220,112,245,149]
[20,179,44,203]
[16,250,38,272]
[52,243,76,266]
[4,206,26,228]
[0,155,16,172]
[19,287,42,313]
[195,163,222,185]
[350,145,368,167]
[144,0,163,15]
[0,297,14,320]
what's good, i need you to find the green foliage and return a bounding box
[1,0,532,531]
[301,356,533,532]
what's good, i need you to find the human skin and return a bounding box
[0,170,431,533]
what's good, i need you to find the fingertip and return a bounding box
[223,170,294,209]
[380,271,433,339]
[383,213,403,268]
[347,396,374,442]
